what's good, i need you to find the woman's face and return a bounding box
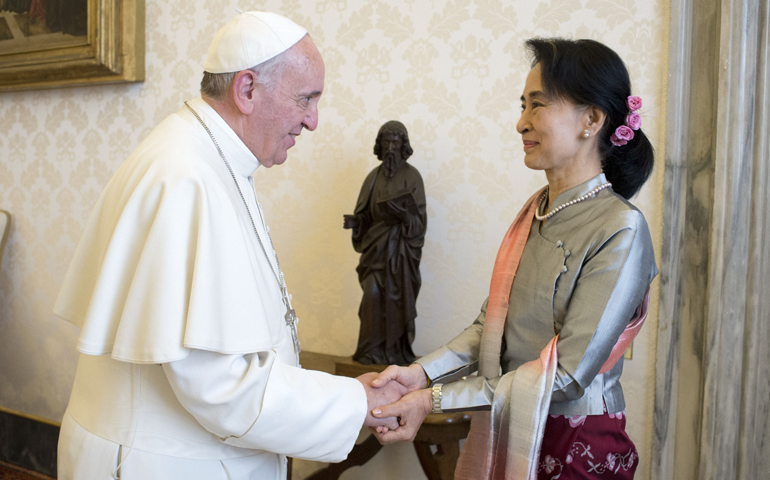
[517,64,588,173]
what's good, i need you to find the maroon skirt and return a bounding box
[536,410,638,479]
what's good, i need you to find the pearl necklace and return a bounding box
[535,182,612,221]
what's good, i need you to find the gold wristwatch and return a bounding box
[431,383,443,414]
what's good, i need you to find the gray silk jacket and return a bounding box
[416,174,658,416]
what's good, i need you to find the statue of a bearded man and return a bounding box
[343,121,427,365]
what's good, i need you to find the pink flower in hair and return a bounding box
[613,96,643,145]
[626,112,642,130]
[615,125,635,141]
[610,134,627,147]
[627,96,642,111]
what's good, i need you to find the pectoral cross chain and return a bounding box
[283,294,301,355]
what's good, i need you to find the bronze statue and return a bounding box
[344,121,427,365]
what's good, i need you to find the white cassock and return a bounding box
[54,97,367,480]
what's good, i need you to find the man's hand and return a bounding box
[371,363,429,393]
[356,372,408,430]
[371,389,432,444]
[343,214,360,229]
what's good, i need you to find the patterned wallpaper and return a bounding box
[0,0,668,478]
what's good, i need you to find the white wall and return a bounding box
[0,1,669,478]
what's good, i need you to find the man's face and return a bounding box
[377,132,403,163]
[377,131,404,178]
[247,36,325,167]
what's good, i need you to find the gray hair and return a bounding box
[200,51,290,101]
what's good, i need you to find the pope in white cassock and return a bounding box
[53,11,405,480]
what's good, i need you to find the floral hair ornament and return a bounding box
[611,95,643,146]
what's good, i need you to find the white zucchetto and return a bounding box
[204,11,307,74]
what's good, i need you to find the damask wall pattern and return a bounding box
[0,0,668,478]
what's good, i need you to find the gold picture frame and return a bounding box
[0,0,144,91]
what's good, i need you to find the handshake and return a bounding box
[355,363,435,445]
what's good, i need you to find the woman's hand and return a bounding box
[371,388,433,444]
[371,363,429,393]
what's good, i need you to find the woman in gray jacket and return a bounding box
[370,38,657,480]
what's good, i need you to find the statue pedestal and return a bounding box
[299,351,471,480]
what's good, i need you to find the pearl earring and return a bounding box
[583,130,590,138]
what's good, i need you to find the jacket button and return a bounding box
[561,265,568,273]
[556,240,563,248]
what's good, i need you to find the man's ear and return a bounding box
[231,70,258,115]
[586,105,607,136]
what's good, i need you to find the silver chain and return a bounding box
[184,102,287,295]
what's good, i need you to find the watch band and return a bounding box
[431,383,443,414]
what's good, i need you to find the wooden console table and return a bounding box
[299,352,471,480]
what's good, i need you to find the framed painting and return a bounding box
[0,0,144,91]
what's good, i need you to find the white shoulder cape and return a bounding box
[54,100,285,363]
